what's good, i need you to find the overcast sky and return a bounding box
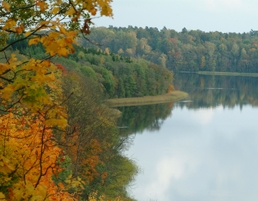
[94,0,258,33]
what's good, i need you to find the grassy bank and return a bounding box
[106,91,188,107]
[198,71,258,77]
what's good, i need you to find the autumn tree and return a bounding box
[61,73,135,200]
[0,0,113,200]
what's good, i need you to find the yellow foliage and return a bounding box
[88,192,126,201]
[0,113,76,200]
[0,192,6,200]
[45,118,67,129]
[2,19,16,31]
[37,1,49,12]
[0,0,114,199]
[28,37,41,45]
[2,1,10,11]
[52,7,60,14]
[66,7,76,16]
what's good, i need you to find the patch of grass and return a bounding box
[106,91,188,107]
[198,71,258,77]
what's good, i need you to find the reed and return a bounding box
[198,71,258,77]
[106,91,188,107]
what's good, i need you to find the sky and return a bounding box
[94,0,258,33]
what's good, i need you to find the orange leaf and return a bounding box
[15,24,24,34]
[90,8,97,16]
[2,1,10,12]
[37,1,48,12]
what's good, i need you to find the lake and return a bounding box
[118,73,258,201]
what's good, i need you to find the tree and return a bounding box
[0,0,113,199]
[0,112,83,200]
[0,0,113,115]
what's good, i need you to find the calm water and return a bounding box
[120,74,258,201]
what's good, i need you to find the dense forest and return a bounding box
[1,6,176,200]
[0,49,141,200]
[0,39,174,200]
[0,0,176,200]
[10,40,173,99]
[82,26,258,73]
[5,0,258,199]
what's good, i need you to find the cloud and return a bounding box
[144,152,202,200]
[191,107,215,125]
[144,157,183,200]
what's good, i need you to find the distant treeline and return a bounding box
[81,26,258,73]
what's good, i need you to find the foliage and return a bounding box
[0,112,80,200]
[10,41,174,99]
[61,73,138,200]
[0,0,115,200]
[80,26,258,73]
[57,46,173,98]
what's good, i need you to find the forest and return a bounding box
[4,0,258,200]
[0,0,176,200]
[12,43,173,99]
[83,26,258,73]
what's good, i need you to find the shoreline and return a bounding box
[198,71,258,77]
[106,91,188,107]
[177,71,258,77]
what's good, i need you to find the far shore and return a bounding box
[106,91,188,107]
[198,71,258,77]
[176,71,258,77]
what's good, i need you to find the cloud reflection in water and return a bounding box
[125,105,258,201]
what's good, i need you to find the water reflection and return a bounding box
[174,73,258,108]
[117,103,173,135]
[126,106,258,201]
[123,74,258,201]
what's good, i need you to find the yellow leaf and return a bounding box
[48,32,59,39]
[1,84,15,100]
[3,19,16,30]
[2,1,10,12]
[4,177,11,182]
[66,7,75,16]
[24,31,31,37]
[0,63,9,74]
[0,192,6,199]
[45,43,59,56]
[41,60,51,68]
[58,48,69,57]
[59,26,67,34]
[47,73,56,81]
[45,118,67,129]
[28,38,40,46]
[52,7,59,14]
